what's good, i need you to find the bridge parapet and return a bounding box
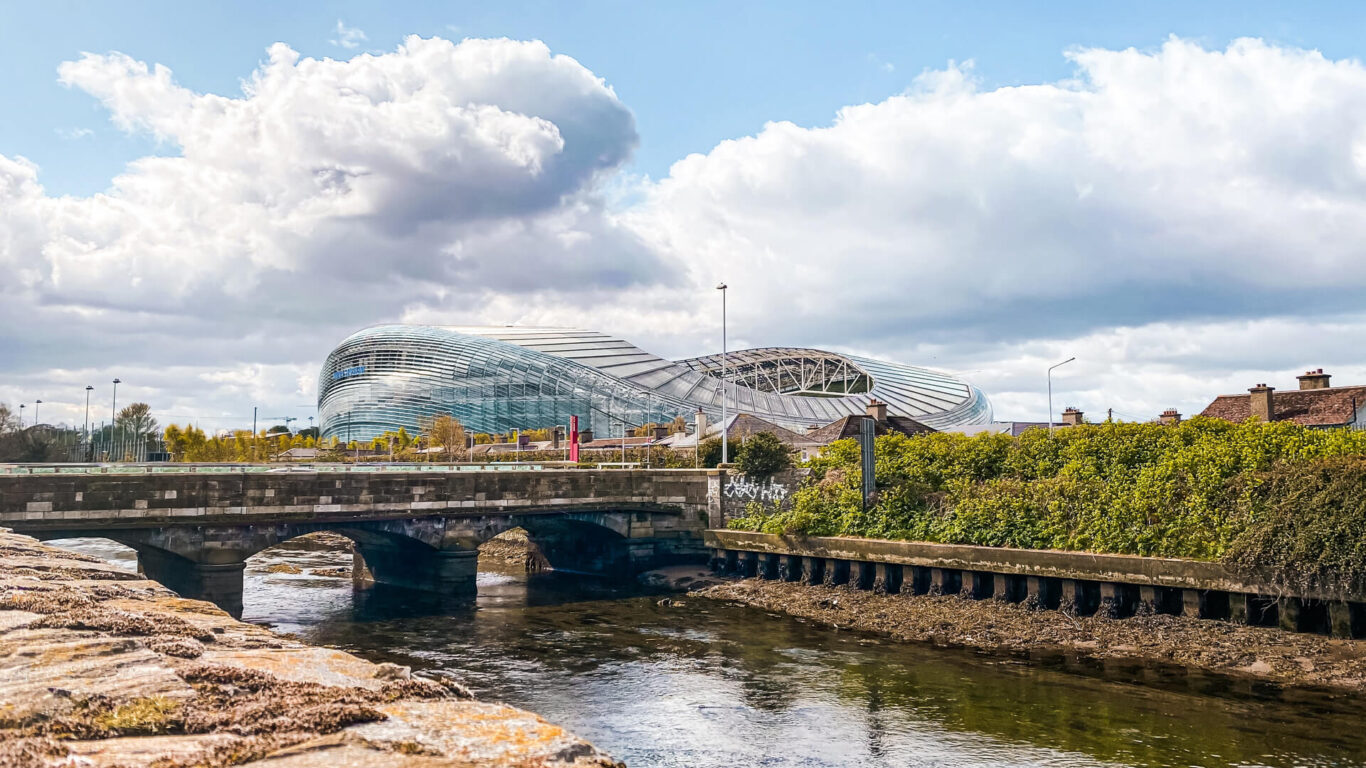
[0,468,721,617]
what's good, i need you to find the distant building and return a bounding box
[317,324,993,443]
[1199,369,1366,428]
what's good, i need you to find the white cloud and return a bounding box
[1,35,659,423]
[330,20,368,50]
[9,36,1366,426]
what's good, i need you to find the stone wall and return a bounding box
[708,468,807,529]
[0,468,713,529]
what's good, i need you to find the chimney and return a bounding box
[578,429,594,444]
[1159,408,1181,426]
[1297,368,1331,390]
[1249,384,1275,422]
[653,425,669,440]
[865,399,888,423]
[695,409,708,443]
[805,424,821,436]
[1060,407,1084,426]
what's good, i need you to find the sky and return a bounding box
[5,1,1366,431]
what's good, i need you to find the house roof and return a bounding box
[804,414,936,444]
[654,413,812,449]
[1199,386,1366,426]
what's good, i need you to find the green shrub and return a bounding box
[728,418,1366,580]
[698,437,724,468]
[734,432,793,475]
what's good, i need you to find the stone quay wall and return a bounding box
[706,530,1366,639]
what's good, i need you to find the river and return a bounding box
[49,536,1366,768]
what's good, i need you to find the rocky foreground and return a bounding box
[0,529,621,768]
[700,579,1366,693]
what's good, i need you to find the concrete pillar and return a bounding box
[778,554,801,582]
[928,568,960,596]
[853,560,877,590]
[1181,589,1210,619]
[801,557,824,586]
[1228,593,1251,624]
[823,559,851,587]
[722,549,740,575]
[1025,576,1058,610]
[1278,598,1303,632]
[739,551,759,578]
[993,573,1014,602]
[1329,602,1356,639]
[873,563,902,595]
[1060,580,1081,615]
[1098,582,1127,619]
[962,571,993,600]
[137,548,247,619]
[1137,585,1161,615]
[757,553,780,580]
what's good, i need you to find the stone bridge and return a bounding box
[0,468,728,616]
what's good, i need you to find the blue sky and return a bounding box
[7,2,1366,427]
[2,1,1356,196]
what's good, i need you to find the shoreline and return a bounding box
[697,578,1366,695]
[0,528,622,768]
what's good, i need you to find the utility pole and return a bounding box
[1047,358,1075,435]
[717,282,729,464]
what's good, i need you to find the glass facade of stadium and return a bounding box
[318,325,992,443]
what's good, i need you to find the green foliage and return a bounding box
[734,431,793,475]
[1224,457,1366,595]
[729,418,1366,575]
[698,437,724,468]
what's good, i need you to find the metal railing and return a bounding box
[0,462,560,476]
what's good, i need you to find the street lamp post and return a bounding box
[18,404,24,428]
[716,282,728,464]
[111,378,121,462]
[33,400,41,427]
[84,386,93,443]
[1047,357,1076,435]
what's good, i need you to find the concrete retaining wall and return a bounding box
[706,530,1366,639]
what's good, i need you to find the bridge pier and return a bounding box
[137,548,247,618]
[354,543,478,599]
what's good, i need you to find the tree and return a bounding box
[266,425,291,435]
[735,432,793,475]
[163,425,185,459]
[426,414,466,462]
[0,403,20,435]
[116,403,158,437]
[698,437,724,468]
[297,426,320,440]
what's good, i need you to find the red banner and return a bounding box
[569,415,579,463]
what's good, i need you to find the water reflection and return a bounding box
[49,537,1366,768]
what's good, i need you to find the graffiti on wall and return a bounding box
[723,474,790,504]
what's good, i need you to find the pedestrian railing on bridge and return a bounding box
[0,462,565,475]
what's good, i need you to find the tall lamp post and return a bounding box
[84,386,94,443]
[18,404,24,427]
[111,378,121,461]
[1047,357,1076,435]
[716,282,728,464]
[33,399,41,427]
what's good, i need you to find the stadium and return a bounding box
[317,325,992,443]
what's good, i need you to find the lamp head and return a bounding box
[86,385,94,391]
[715,282,727,290]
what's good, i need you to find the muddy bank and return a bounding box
[0,528,621,768]
[699,578,1366,693]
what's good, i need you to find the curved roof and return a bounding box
[446,327,992,430]
[317,325,992,441]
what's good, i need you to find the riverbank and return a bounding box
[0,528,621,768]
[699,578,1366,693]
